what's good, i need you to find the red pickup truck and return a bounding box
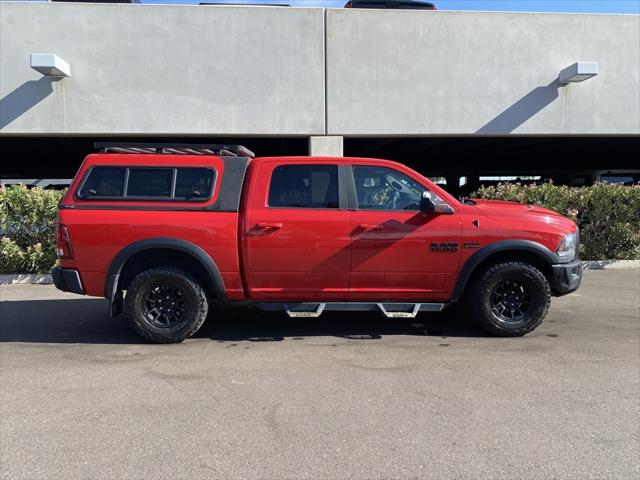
[52,143,582,343]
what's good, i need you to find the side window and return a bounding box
[78,167,126,197]
[175,168,215,199]
[353,166,438,211]
[268,164,339,209]
[127,168,173,197]
[78,166,216,201]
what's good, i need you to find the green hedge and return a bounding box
[471,182,640,260]
[1,185,66,273]
[1,182,639,274]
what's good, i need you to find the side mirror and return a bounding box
[421,191,454,215]
[433,203,454,215]
[420,192,436,212]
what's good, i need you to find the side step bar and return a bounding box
[257,302,448,319]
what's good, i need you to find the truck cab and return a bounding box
[53,143,582,343]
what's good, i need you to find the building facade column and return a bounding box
[308,136,344,157]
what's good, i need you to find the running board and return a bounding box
[285,303,326,318]
[257,302,448,318]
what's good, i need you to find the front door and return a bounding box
[347,164,462,302]
[245,161,351,301]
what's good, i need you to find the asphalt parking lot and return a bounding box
[1,268,638,480]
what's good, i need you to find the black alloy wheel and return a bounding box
[489,279,534,323]
[141,283,188,328]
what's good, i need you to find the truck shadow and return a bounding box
[0,298,138,344]
[198,306,486,342]
[0,298,485,345]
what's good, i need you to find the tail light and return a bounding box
[56,223,73,259]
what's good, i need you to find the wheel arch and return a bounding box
[105,238,227,316]
[452,240,558,302]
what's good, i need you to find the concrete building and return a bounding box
[1,2,639,188]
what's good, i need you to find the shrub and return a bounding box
[0,182,638,274]
[471,182,640,260]
[0,185,66,273]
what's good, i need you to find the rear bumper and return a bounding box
[551,260,583,296]
[51,267,85,295]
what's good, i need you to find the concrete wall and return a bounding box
[0,3,325,135]
[1,4,639,136]
[326,9,640,135]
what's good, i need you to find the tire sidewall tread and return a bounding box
[468,261,551,337]
[125,267,209,343]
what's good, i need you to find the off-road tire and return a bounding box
[125,267,208,343]
[467,261,550,337]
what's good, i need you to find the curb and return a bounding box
[582,260,640,270]
[0,274,53,285]
[1,260,639,285]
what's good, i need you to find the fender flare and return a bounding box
[105,238,227,316]
[451,239,559,302]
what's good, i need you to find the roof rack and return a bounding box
[94,142,255,158]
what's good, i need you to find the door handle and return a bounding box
[358,223,383,231]
[248,222,283,237]
[256,222,283,229]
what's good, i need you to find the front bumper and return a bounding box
[51,267,85,295]
[551,259,584,296]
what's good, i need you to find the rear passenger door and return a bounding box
[245,161,352,301]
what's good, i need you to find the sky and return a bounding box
[7,0,640,13]
[141,0,640,13]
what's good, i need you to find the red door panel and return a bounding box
[245,161,351,301]
[347,164,462,302]
[349,211,461,301]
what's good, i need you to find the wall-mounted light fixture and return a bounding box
[30,54,71,78]
[559,62,598,84]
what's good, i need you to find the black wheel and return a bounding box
[467,261,550,337]
[125,267,208,343]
